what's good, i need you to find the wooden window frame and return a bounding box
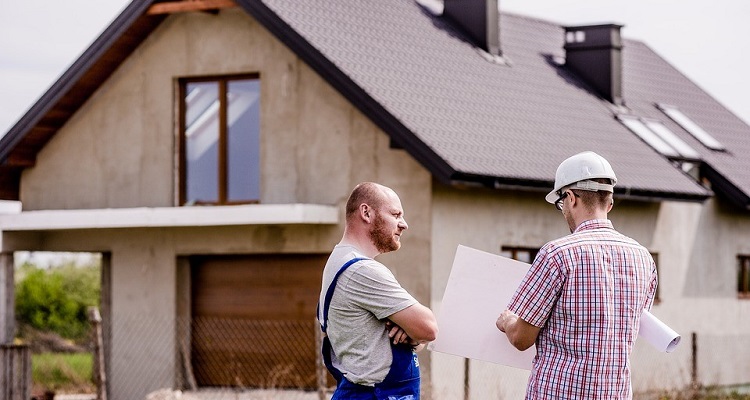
[738,255,750,299]
[500,245,540,264]
[178,73,260,206]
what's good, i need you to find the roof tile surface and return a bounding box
[261,0,719,198]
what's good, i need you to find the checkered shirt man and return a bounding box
[508,219,658,399]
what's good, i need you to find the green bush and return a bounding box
[16,262,100,342]
[32,352,94,393]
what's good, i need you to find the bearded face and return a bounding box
[370,211,401,253]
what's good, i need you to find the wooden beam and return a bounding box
[147,0,237,15]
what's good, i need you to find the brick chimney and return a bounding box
[444,0,500,56]
[564,24,623,105]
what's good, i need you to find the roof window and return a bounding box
[656,103,725,151]
[617,115,701,160]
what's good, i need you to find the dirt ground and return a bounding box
[145,388,330,400]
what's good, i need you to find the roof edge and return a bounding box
[702,163,750,210]
[235,0,457,182]
[452,173,711,203]
[0,1,162,164]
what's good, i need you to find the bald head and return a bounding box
[341,182,408,256]
[346,182,390,220]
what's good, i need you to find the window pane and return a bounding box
[657,104,725,151]
[617,115,679,157]
[516,251,531,263]
[227,79,261,202]
[643,120,701,160]
[740,257,750,295]
[185,82,219,204]
[500,246,539,263]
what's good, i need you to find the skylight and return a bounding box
[617,115,701,160]
[656,104,725,151]
[618,115,678,157]
[642,119,701,159]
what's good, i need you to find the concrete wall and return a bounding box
[11,8,432,399]
[429,185,750,398]
[19,8,431,212]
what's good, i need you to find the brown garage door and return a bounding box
[190,254,329,389]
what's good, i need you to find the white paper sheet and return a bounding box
[429,245,681,369]
[429,245,536,369]
[639,310,681,352]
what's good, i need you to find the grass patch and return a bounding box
[652,387,750,400]
[32,352,95,393]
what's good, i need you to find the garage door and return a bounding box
[190,254,329,389]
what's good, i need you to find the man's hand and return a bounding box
[385,320,418,346]
[385,320,427,351]
[387,303,438,344]
[496,309,516,332]
[496,309,540,351]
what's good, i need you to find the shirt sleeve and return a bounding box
[341,260,417,320]
[507,244,564,328]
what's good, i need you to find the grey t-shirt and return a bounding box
[318,244,417,386]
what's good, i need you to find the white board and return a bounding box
[429,245,681,369]
[429,245,535,369]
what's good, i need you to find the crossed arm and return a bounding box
[385,303,438,350]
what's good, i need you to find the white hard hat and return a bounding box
[545,151,617,203]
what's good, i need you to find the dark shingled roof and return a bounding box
[7,0,750,207]
[246,0,712,201]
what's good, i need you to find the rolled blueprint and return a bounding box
[639,310,681,353]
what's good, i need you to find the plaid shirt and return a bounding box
[508,219,657,400]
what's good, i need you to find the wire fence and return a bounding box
[25,316,331,400]
[21,315,750,400]
[431,331,750,400]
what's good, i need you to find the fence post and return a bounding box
[691,331,698,390]
[0,344,31,400]
[0,254,15,345]
[464,358,470,400]
[89,307,108,400]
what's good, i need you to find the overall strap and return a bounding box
[319,257,368,333]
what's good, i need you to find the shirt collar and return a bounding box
[573,219,613,233]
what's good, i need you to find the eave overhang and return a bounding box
[701,163,750,210]
[451,172,712,203]
[0,1,168,200]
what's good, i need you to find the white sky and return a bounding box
[1,0,749,136]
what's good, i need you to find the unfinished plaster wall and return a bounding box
[426,185,740,398]
[645,199,750,389]
[13,7,432,399]
[17,5,433,311]
[19,8,430,211]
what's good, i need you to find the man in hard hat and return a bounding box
[496,151,658,399]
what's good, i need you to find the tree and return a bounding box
[16,262,100,342]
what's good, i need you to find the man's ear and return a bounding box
[360,204,371,222]
[567,190,577,208]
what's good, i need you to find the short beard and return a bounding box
[370,213,400,253]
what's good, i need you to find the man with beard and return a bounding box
[318,182,438,399]
[496,151,658,399]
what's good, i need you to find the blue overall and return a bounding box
[319,257,421,400]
